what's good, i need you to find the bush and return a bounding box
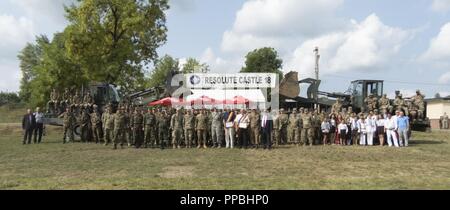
[0,92,21,106]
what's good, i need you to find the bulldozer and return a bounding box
[278,71,430,132]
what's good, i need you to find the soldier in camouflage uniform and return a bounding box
[131,108,144,148]
[102,106,115,146]
[79,106,91,143]
[288,108,299,144]
[249,109,261,148]
[171,109,184,149]
[184,110,195,148]
[312,110,322,145]
[301,109,314,146]
[90,105,103,144]
[297,108,304,146]
[157,110,171,150]
[196,110,208,149]
[125,106,133,147]
[113,107,127,149]
[48,88,60,114]
[83,91,94,107]
[379,94,392,115]
[272,110,280,147]
[144,108,156,148]
[412,90,425,119]
[59,107,76,144]
[365,94,377,112]
[278,109,289,145]
[394,94,409,116]
[332,98,343,114]
[61,88,71,113]
[72,90,82,107]
[210,108,223,148]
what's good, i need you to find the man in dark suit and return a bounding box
[261,109,273,150]
[22,109,36,145]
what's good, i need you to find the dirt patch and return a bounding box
[158,166,195,178]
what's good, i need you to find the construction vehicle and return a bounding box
[278,71,430,132]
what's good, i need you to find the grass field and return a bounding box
[0,119,450,189]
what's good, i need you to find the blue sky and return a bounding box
[1,0,450,99]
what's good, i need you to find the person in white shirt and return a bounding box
[321,118,331,145]
[376,115,386,146]
[384,113,399,147]
[337,121,348,146]
[366,113,376,146]
[392,110,401,147]
[358,116,367,146]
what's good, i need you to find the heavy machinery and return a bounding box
[278,71,430,132]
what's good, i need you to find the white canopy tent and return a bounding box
[185,89,268,109]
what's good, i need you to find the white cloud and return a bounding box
[438,71,450,84]
[200,47,243,73]
[221,0,346,53]
[0,14,35,59]
[286,14,413,77]
[421,22,450,61]
[0,59,21,92]
[0,14,35,92]
[9,0,72,23]
[431,0,450,12]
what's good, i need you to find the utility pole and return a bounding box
[313,47,320,111]
[314,47,320,81]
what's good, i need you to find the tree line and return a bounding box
[15,0,284,108]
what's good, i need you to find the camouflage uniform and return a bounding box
[59,109,75,143]
[79,108,91,143]
[412,90,425,119]
[249,110,261,147]
[125,109,133,146]
[157,111,171,149]
[394,94,409,116]
[379,94,392,114]
[301,111,314,146]
[278,110,289,145]
[272,111,280,146]
[90,108,103,144]
[171,111,184,149]
[102,109,115,145]
[312,112,322,145]
[332,99,343,114]
[184,110,195,148]
[288,109,300,144]
[195,111,208,148]
[131,109,144,148]
[48,89,60,114]
[113,109,128,149]
[144,110,156,148]
[210,110,223,148]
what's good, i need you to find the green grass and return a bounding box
[1,122,449,190]
[0,105,27,123]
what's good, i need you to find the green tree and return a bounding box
[65,0,169,92]
[147,55,179,88]
[241,47,283,80]
[181,58,209,74]
[29,33,87,106]
[17,36,49,103]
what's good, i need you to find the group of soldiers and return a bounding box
[55,89,425,150]
[361,90,426,120]
[47,88,95,115]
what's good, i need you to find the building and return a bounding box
[426,97,450,129]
